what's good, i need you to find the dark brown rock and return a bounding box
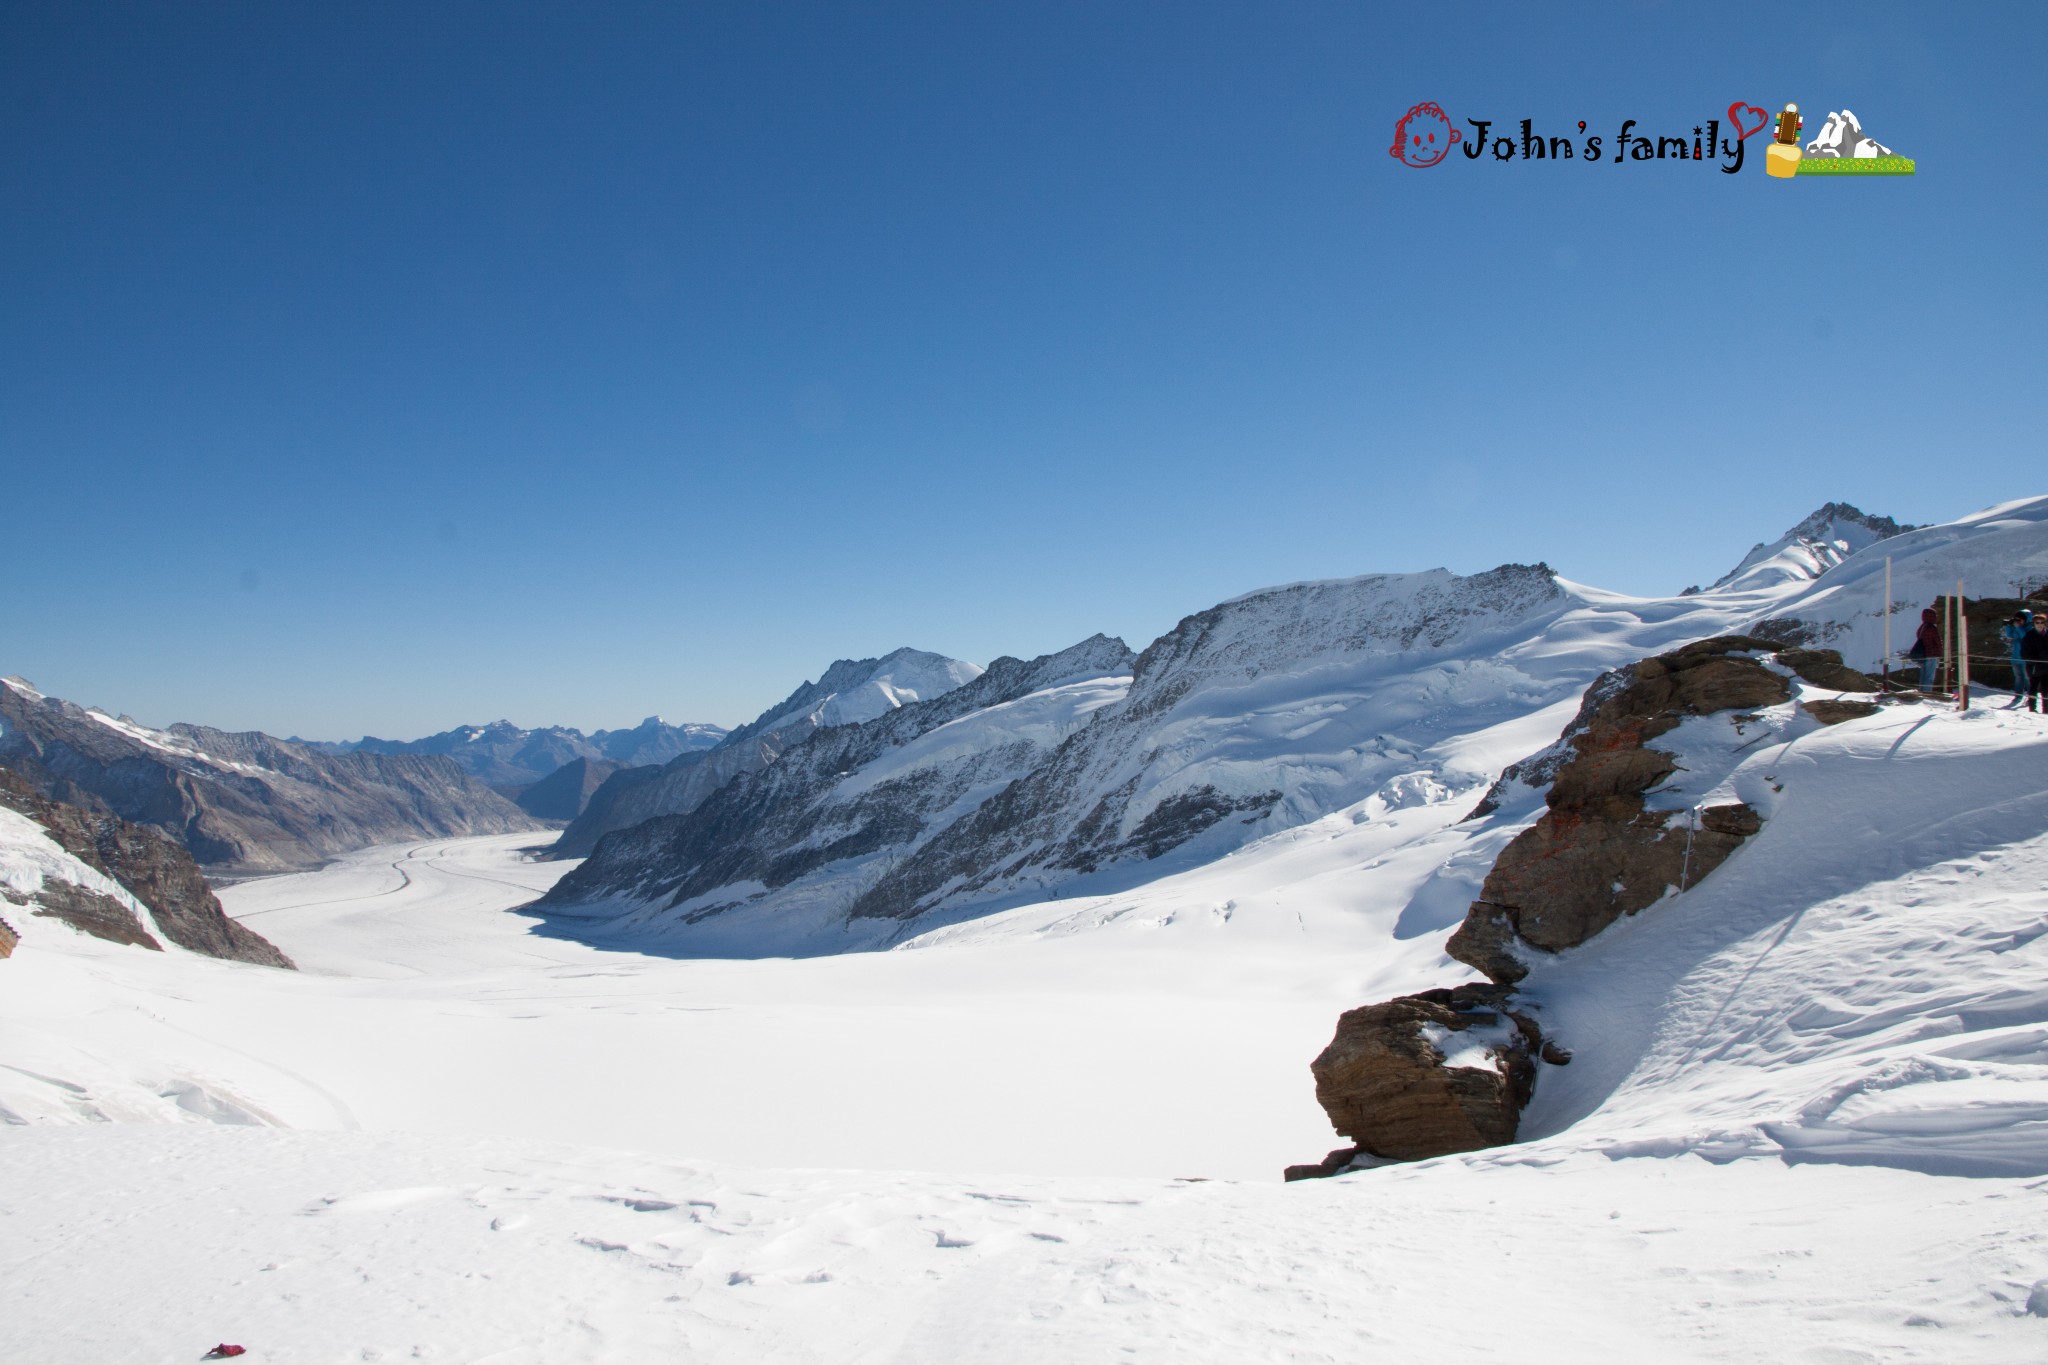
[1306,984,1539,1164]
[1283,1146,1363,1182]
[1801,699,1882,726]
[1446,638,1790,985]
[23,880,162,950]
[1775,649,1880,693]
[0,768,293,968]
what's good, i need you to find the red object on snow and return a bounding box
[203,1347,247,1360]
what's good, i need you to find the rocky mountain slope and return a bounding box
[514,756,625,821]
[0,767,292,966]
[551,647,984,859]
[541,635,1134,949]
[0,678,543,874]
[311,716,726,790]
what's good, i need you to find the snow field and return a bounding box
[2,1123,2040,1364]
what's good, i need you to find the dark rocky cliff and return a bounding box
[0,767,293,967]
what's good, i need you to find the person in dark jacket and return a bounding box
[2001,610,2034,705]
[2022,616,2048,712]
[1910,607,1943,691]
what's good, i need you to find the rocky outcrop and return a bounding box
[1293,637,1875,1175]
[1285,985,1545,1179]
[1448,636,1869,984]
[8,879,161,950]
[0,677,543,874]
[0,767,293,967]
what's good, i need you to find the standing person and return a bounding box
[2002,610,2034,706]
[2024,616,2048,713]
[1910,607,1943,691]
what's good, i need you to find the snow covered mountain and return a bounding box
[541,635,1133,950]
[0,677,543,873]
[315,716,727,790]
[538,557,1806,948]
[551,647,984,859]
[1706,501,1913,592]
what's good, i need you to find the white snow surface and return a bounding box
[8,500,2048,1361]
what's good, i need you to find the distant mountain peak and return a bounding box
[1707,502,1915,592]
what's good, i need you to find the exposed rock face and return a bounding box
[541,637,1136,920]
[1448,637,1800,984]
[1295,636,1874,1175]
[0,677,543,874]
[15,879,161,950]
[551,648,984,859]
[1803,698,1882,725]
[1305,985,1540,1166]
[516,756,626,821]
[0,767,293,967]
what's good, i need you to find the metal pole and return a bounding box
[1959,579,1971,710]
[1883,556,1893,690]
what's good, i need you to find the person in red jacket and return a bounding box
[1908,607,1943,691]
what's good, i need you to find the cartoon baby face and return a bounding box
[1390,102,1460,168]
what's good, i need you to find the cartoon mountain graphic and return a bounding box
[1805,109,1894,158]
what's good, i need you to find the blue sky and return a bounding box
[4,1,2043,737]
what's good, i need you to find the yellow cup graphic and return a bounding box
[1767,142,1801,178]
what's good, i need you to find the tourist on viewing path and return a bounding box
[2002,610,2033,705]
[1910,608,1943,691]
[2022,616,2048,713]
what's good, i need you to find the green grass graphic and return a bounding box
[1795,155,1916,176]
